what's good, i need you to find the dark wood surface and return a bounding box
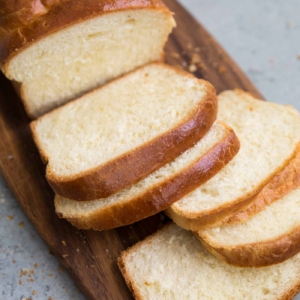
[0,1,263,299]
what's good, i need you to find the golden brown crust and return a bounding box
[117,256,144,300]
[0,0,171,67]
[32,64,218,201]
[165,145,299,231]
[278,280,300,300]
[55,124,240,230]
[222,144,300,225]
[197,225,300,268]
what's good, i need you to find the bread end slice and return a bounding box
[1,1,175,118]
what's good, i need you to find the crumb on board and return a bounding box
[187,42,193,50]
[170,52,180,59]
[7,215,14,220]
[218,65,227,74]
[188,64,197,72]
[34,262,39,269]
[18,221,25,227]
[61,240,66,246]
[20,268,28,277]
[62,254,68,258]
[297,55,300,60]
[32,290,37,295]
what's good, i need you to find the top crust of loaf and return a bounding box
[0,0,172,67]
[31,63,218,201]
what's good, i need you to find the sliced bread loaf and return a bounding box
[220,145,300,225]
[55,121,239,230]
[0,0,175,118]
[197,187,300,267]
[31,63,217,201]
[165,90,300,230]
[118,223,300,300]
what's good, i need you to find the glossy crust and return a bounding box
[197,225,300,268]
[31,64,218,201]
[55,124,240,230]
[165,146,298,231]
[221,144,300,225]
[0,0,171,66]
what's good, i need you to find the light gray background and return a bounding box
[1,1,300,299]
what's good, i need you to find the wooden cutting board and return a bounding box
[0,1,263,299]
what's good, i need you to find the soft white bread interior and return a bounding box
[166,90,300,230]
[197,187,300,267]
[55,121,239,230]
[118,223,300,300]
[2,8,175,118]
[31,63,218,200]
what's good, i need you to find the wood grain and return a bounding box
[0,1,263,299]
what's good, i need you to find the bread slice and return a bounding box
[55,121,239,230]
[118,223,300,300]
[165,90,300,230]
[220,145,300,225]
[0,1,175,118]
[197,187,300,267]
[31,63,218,201]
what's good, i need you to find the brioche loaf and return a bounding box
[118,223,300,300]
[165,90,300,230]
[55,121,239,230]
[0,0,175,118]
[31,63,218,200]
[197,187,300,267]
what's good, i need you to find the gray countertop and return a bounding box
[1,1,300,299]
